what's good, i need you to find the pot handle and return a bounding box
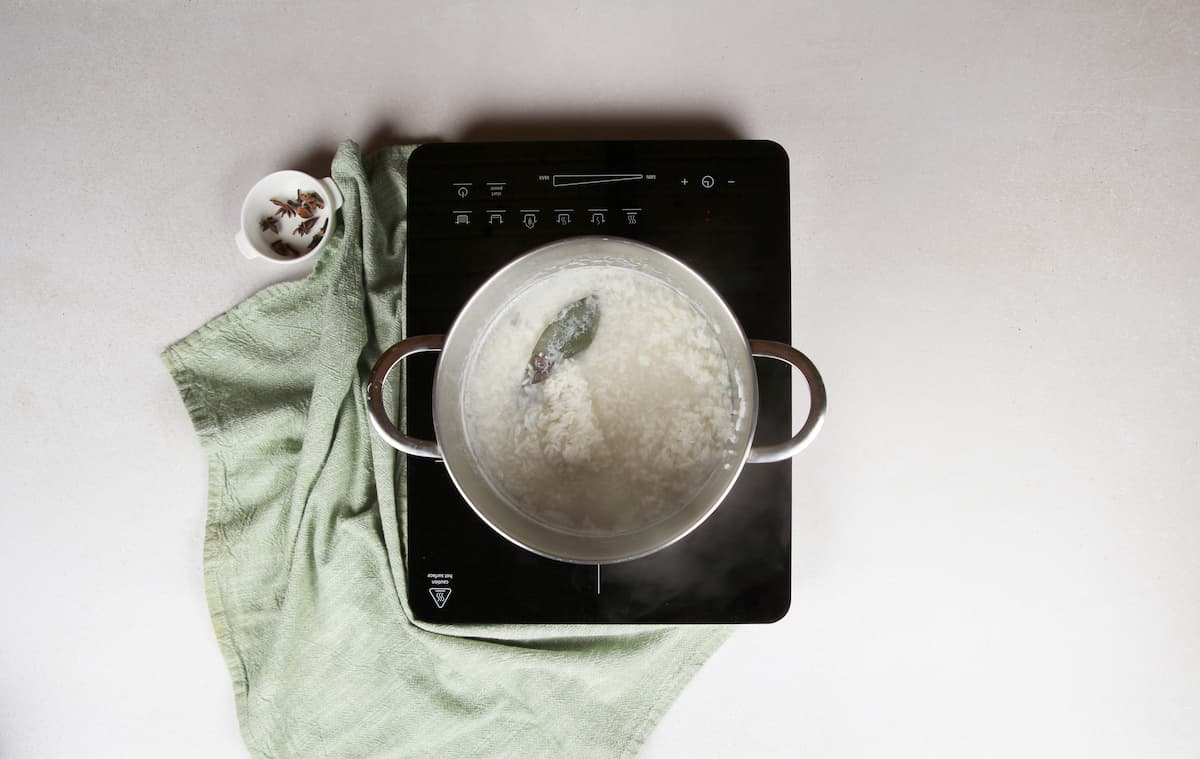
[747,340,827,464]
[365,334,445,460]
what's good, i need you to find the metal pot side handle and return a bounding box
[365,335,445,460]
[747,340,827,464]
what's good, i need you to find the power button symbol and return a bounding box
[701,175,715,189]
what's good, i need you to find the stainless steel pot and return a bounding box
[366,237,826,564]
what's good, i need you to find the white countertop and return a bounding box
[3,3,1198,757]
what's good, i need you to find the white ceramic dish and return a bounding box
[234,170,343,264]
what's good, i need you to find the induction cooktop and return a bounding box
[403,140,792,623]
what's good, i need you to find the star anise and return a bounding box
[270,239,300,258]
[294,217,318,236]
[298,190,325,210]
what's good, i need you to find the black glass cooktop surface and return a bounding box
[404,140,791,623]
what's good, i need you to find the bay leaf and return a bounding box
[525,295,600,384]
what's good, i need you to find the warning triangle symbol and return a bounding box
[429,587,452,608]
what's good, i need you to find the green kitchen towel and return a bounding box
[162,140,732,759]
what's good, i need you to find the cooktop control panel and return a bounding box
[411,142,779,243]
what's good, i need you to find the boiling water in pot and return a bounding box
[464,262,741,537]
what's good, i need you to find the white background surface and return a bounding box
[2,2,1198,757]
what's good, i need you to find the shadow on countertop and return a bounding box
[456,111,743,141]
[283,114,743,177]
[281,125,445,177]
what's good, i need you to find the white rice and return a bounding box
[464,262,738,536]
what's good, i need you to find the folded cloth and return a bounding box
[162,141,732,759]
